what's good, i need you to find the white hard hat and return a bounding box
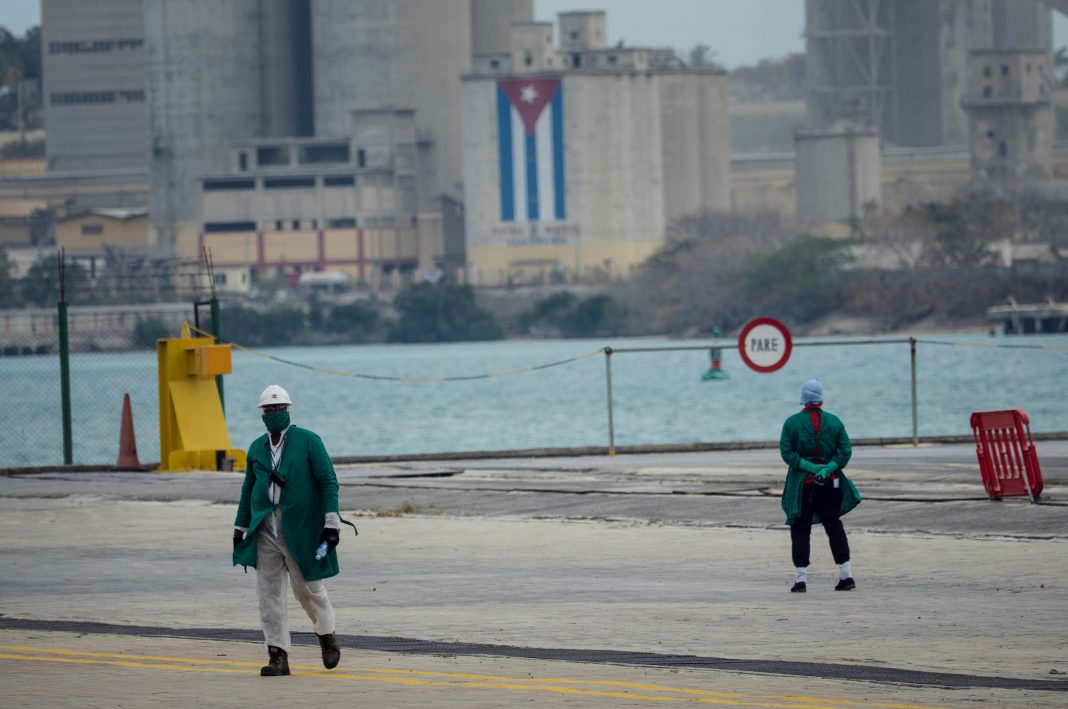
[258,385,292,408]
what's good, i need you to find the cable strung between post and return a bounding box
[915,338,1068,351]
[186,324,603,383]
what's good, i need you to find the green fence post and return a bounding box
[58,252,73,465]
[910,337,918,446]
[210,296,224,412]
[604,347,615,456]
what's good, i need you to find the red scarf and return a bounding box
[804,403,822,459]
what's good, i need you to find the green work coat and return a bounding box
[779,408,861,525]
[233,426,345,582]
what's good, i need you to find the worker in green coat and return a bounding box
[233,384,354,676]
[779,379,861,593]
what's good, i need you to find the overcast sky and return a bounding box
[2,1,1068,70]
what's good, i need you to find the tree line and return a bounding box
[211,282,628,349]
[0,24,42,132]
[615,192,1068,336]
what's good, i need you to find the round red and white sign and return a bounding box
[737,317,792,373]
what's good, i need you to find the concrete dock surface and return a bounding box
[1,441,1066,707]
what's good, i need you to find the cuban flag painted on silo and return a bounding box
[496,78,566,222]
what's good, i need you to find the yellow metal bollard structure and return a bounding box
[157,323,247,472]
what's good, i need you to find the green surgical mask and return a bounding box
[261,410,290,433]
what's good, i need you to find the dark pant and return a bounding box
[791,482,850,568]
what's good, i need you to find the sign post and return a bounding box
[738,317,792,373]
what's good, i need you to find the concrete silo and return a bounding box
[144,0,265,256]
[312,0,472,209]
[987,0,1052,50]
[258,0,314,138]
[795,124,881,225]
[471,0,533,56]
[659,71,731,222]
[962,0,1054,181]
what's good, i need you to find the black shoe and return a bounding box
[790,582,806,593]
[260,646,290,676]
[835,577,856,591]
[317,632,341,669]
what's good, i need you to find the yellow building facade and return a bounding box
[55,208,150,253]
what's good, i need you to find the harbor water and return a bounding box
[4,334,1067,467]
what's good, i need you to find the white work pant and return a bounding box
[256,516,335,652]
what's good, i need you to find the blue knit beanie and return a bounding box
[800,379,823,405]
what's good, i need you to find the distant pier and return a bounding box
[0,303,193,355]
[986,298,1068,334]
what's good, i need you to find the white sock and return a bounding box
[839,561,852,580]
[795,567,807,584]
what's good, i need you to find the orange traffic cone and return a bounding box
[116,392,144,471]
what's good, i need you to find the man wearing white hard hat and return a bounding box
[779,379,861,593]
[232,384,355,676]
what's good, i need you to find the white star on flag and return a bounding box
[519,84,539,103]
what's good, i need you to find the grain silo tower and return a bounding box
[258,0,314,138]
[795,123,882,225]
[145,0,312,256]
[962,0,1054,181]
[311,0,473,210]
[471,0,533,56]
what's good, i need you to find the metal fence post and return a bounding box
[604,347,615,456]
[57,251,72,465]
[210,295,224,412]
[910,337,918,446]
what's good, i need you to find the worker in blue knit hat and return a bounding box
[779,379,862,592]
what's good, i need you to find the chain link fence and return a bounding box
[3,303,199,467]
[2,251,214,468]
[5,307,62,467]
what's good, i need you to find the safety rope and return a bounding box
[186,323,603,383]
[915,338,1068,351]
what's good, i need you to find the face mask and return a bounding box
[262,410,290,433]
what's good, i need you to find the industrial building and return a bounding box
[804,0,1053,150]
[197,118,435,289]
[798,0,1058,224]
[55,207,149,256]
[41,0,147,172]
[962,48,1054,180]
[140,0,533,283]
[461,11,730,285]
[25,0,1068,287]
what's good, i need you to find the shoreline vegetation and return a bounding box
[0,283,1014,358]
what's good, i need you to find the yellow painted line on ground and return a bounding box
[768,698,951,709]
[762,698,853,706]
[0,645,260,667]
[0,646,952,709]
[0,652,252,675]
[369,666,746,698]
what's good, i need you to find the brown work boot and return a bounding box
[317,632,341,669]
[260,646,290,676]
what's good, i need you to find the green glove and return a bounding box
[799,459,821,474]
[814,461,839,484]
